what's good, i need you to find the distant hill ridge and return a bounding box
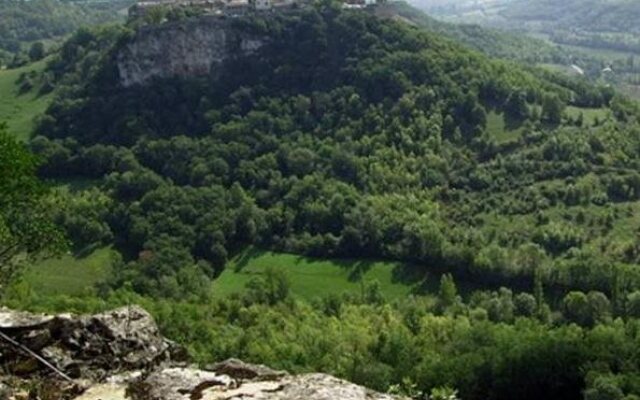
[416,0,640,35]
[39,4,598,142]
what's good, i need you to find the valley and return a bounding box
[411,0,640,99]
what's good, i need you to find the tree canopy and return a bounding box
[0,123,66,290]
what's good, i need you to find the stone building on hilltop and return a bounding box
[130,0,220,17]
[129,0,343,18]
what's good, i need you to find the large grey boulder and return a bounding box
[131,367,233,400]
[205,358,288,381]
[0,306,174,381]
[0,308,54,329]
[198,372,404,400]
[76,367,405,400]
[0,307,406,400]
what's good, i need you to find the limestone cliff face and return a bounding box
[117,17,266,87]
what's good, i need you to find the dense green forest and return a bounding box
[32,7,628,297]
[0,0,131,67]
[6,2,640,399]
[0,123,66,289]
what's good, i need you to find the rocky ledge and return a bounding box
[116,17,267,87]
[0,307,404,400]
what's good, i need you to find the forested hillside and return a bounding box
[33,7,628,296]
[5,3,640,400]
[379,1,638,80]
[415,0,640,99]
[0,0,130,67]
[376,2,566,65]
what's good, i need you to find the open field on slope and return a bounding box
[21,246,116,297]
[486,110,523,143]
[566,106,610,125]
[0,58,52,140]
[213,247,425,301]
[18,246,430,301]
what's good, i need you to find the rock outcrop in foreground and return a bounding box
[0,307,404,400]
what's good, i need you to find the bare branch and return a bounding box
[0,329,74,382]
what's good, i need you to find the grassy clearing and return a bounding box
[16,245,465,303]
[486,111,522,143]
[566,106,610,125]
[486,107,608,144]
[538,63,575,75]
[213,248,425,301]
[21,246,116,297]
[17,246,427,301]
[0,58,52,140]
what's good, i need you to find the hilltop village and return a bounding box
[130,0,378,17]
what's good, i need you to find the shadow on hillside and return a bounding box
[292,253,431,288]
[391,262,429,285]
[333,259,377,282]
[231,246,440,294]
[233,247,265,272]
[504,112,526,132]
[287,254,381,282]
[73,242,103,258]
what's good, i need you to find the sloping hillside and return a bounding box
[30,6,635,299]
[408,0,640,98]
[0,0,131,66]
[8,5,640,400]
[497,0,640,34]
[375,1,566,64]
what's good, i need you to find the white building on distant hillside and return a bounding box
[131,0,218,16]
[223,0,250,14]
[131,0,303,17]
[255,0,271,10]
[342,0,376,9]
[571,64,585,76]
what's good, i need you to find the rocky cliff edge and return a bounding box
[116,17,266,87]
[0,306,404,400]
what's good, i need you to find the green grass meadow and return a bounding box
[19,246,430,301]
[213,248,424,301]
[21,246,116,297]
[486,111,524,143]
[566,106,610,125]
[0,58,52,140]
